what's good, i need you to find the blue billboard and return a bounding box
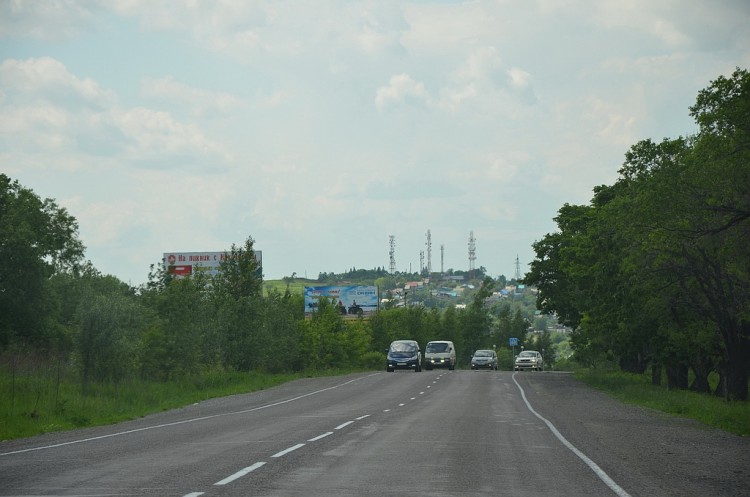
[304,286,378,317]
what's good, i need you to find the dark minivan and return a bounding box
[386,340,422,372]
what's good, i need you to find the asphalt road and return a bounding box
[1,370,748,496]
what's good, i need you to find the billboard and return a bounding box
[304,286,378,317]
[163,251,262,279]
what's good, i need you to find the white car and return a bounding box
[515,350,543,371]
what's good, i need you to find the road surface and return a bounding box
[1,370,748,496]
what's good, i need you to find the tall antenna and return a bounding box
[514,254,521,281]
[440,244,444,275]
[425,229,432,274]
[468,231,476,279]
[419,250,425,274]
[389,235,396,274]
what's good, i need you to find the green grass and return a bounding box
[576,369,750,436]
[263,279,319,296]
[4,365,748,441]
[0,369,304,441]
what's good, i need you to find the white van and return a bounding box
[424,340,456,370]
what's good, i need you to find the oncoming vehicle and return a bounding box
[386,340,422,372]
[471,349,498,370]
[424,340,456,370]
[514,350,543,371]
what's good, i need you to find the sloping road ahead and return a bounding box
[1,371,748,496]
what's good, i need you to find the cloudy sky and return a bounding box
[2,1,748,286]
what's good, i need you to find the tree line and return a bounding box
[524,68,750,401]
[1,180,544,393]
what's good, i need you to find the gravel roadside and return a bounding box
[514,372,750,497]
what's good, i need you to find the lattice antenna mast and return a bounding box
[389,235,396,274]
[419,250,425,274]
[514,254,521,281]
[440,244,445,275]
[468,231,476,279]
[425,229,432,274]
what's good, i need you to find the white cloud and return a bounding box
[117,107,232,166]
[141,76,245,116]
[1,1,747,284]
[0,57,232,170]
[507,67,531,89]
[0,57,115,107]
[375,73,430,110]
[0,1,96,40]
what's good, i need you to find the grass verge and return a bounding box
[0,369,341,441]
[575,369,750,436]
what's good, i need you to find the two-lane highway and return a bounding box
[1,371,748,496]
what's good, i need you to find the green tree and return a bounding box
[526,69,750,400]
[460,277,495,358]
[216,236,263,300]
[75,292,145,390]
[0,175,85,349]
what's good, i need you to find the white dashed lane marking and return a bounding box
[214,462,266,486]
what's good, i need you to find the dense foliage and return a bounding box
[1,178,541,404]
[524,68,750,401]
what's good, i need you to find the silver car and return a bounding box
[471,349,498,370]
[514,350,543,371]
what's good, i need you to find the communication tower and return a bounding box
[440,244,445,274]
[468,231,476,279]
[425,230,432,274]
[419,250,425,274]
[389,235,396,274]
[514,254,521,281]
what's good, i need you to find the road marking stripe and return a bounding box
[272,443,305,458]
[355,414,370,420]
[182,493,204,497]
[512,373,632,497]
[308,432,333,442]
[335,421,354,430]
[214,462,266,485]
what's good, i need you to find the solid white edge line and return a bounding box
[308,432,333,442]
[272,443,306,458]
[214,461,266,486]
[335,420,354,430]
[512,373,632,497]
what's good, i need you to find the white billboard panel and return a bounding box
[163,250,262,279]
